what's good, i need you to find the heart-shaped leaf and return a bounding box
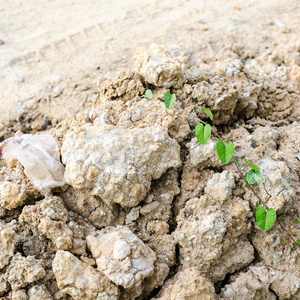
[195,123,211,145]
[199,107,214,120]
[256,207,276,231]
[142,89,153,99]
[164,93,176,109]
[246,170,265,184]
[216,141,235,164]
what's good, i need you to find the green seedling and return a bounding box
[256,207,276,231]
[244,158,265,184]
[195,123,211,145]
[164,95,299,245]
[216,141,235,164]
[246,170,265,184]
[141,89,153,99]
[164,92,176,109]
[198,107,213,120]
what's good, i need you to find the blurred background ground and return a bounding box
[0,0,299,122]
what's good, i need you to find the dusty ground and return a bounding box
[0,0,299,299]
[1,0,299,122]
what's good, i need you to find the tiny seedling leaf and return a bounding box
[245,183,248,188]
[144,89,153,99]
[298,240,300,246]
[164,93,176,109]
[255,201,259,209]
[195,123,211,145]
[297,217,300,224]
[235,158,239,164]
[256,207,277,231]
[216,141,235,164]
[244,158,260,172]
[248,163,260,172]
[278,219,282,224]
[246,170,265,184]
[199,107,214,120]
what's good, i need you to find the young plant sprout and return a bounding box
[162,91,299,246]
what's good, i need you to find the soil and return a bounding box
[0,0,299,299]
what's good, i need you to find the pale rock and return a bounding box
[0,181,27,210]
[154,267,216,300]
[256,78,295,121]
[125,207,140,224]
[0,164,40,211]
[140,201,160,215]
[0,274,9,296]
[134,44,185,88]
[87,226,156,288]
[188,138,222,169]
[141,234,176,297]
[251,125,279,150]
[220,266,283,300]
[62,123,181,207]
[244,157,295,213]
[0,221,18,269]
[6,253,46,290]
[252,226,300,299]
[278,122,300,174]
[173,195,253,282]
[205,171,235,203]
[11,289,28,300]
[27,285,53,300]
[52,250,119,300]
[101,71,145,102]
[191,60,261,124]
[60,188,122,228]
[19,195,91,255]
[113,239,131,260]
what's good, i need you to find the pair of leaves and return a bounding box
[246,170,265,184]
[216,141,235,164]
[244,158,265,184]
[164,93,176,109]
[194,107,214,145]
[141,89,153,99]
[256,206,276,231]
[195,108,234,165]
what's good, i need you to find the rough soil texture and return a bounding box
[0,1,300,299]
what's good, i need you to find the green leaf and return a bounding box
[256,207,277,231]
[195,123,211,145]
[297,217,300,224]
[216,141,235,164]
[235,158,239,164]
[246,170,265,184]
[144,89,153,99]
[245,183,248,188]
[298,240,300,246]
[244,158,260,172]
[164,93,176,109]
[249,163,260,172]
[199,107,213,120]
[255,201,259,209]
[278,218,282,224]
